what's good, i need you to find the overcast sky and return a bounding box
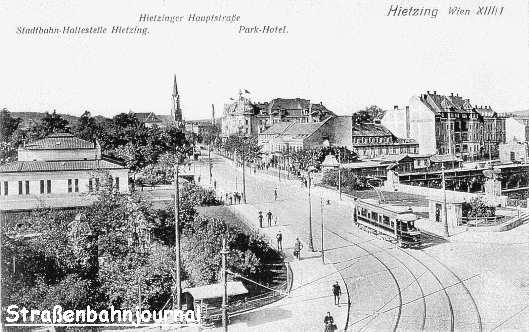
[1,0,528,120]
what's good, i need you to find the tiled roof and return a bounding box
[260,121,327,137]
[351,124,393,137]
[260,122,292,135]
[135,112,163,123]
[23,133,95,150]
[0,159,126,173]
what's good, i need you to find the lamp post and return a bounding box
[320,198,330,263]
[307,166,316,251]
[441,164,450,237]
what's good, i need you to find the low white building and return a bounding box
[0,133,129,212]
[505,117,529,142]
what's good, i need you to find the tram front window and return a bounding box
[408,221,417,231]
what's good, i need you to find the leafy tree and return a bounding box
[321,168,370,191]
[462,197,496,219]
[29,110,70,138]
[73,110,101,142]
[0,108,21,142]
[352,105,385,124]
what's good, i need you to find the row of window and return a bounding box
[0,177,120,196]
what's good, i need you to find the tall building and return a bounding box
[382,91,506,160]
[221,91,335,138]
[171,74,184,129]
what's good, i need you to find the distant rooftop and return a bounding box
[0,159,125,173]
[22,133,96,150]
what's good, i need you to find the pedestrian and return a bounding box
[236,192,241,204]
[229,195,233,205]
[276,231,283,251]
[324,312,336,332]
[266,210,272,227]
[198,175,201,183]
[332,281,342,306]
[294,237,303,260]
[258,211,264,228]
[225,192,228,203]
[274,187,278,201]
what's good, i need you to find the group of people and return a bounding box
[258,210,276,227]
[225,192,244,205]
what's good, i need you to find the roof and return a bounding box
[260,121,327,138]
[429,155,462,163]
[135,112,163,123]
[351,123,393,137]
[0,159,126,173]
[22,133,95,150]
[183,281,248,300]
[420,92,497,117]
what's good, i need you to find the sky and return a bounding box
[1,0,528,120]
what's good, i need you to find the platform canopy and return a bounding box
[183,281,248,301]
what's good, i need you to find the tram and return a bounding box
[352,198,421,248]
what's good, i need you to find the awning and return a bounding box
[183,281,248,301]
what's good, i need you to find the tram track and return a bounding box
[416,250,483,332]
[324,228,403,332]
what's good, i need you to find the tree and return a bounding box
[29,110,70,138]
[73,111,101,142]
[0,108,21,142]
[352,105,385,124]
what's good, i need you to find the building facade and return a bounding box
[505,116,529,142]
[382,92,506,160]
[0,133,129,212]
[222,92,335,138]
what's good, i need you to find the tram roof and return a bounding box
[356,199,419,220]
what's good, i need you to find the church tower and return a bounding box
[171,74,183,128]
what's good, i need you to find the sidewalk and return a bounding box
[214,203,349,332]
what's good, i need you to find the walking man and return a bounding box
[258,211,263,228]
[332,281,342,306]
[274,187,278,201]
[294,237,303,260]
[266,210,273,227]
[276,231,283,251]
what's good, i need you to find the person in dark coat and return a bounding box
[258,211,263,228]
[276,231,283,251]
[324,312,335,332]
[294,237,303,260]
[266,210,273,227]
[332,281,342,306]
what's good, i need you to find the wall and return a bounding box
[18,148,100,161]
[0,168,129,211]
[408,96,437,155]
[329,116,352,148]
[381,108,408,139]
[499,141,528,163]
[505,117,526,142]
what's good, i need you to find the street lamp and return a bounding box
[320,198,331,263]
[441,164,450,237]
[307,166,317,251]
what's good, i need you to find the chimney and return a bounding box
[434,91,437,95]
[450,93,454,97]
[211,104,215,125]
[456,93,459,97]
[394,105,398,110]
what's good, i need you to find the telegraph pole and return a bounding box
[338,150,342,200]
[320,197,325,263]
[242,144,247,203]
[308,171,314,251]
[221,237,229,332]
[208,143,212,185]
[173,161,182,309]
[441,164,450,237]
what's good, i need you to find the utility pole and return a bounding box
[174,161,182,309]
[208,143,212,185]
[441,164,450,237]
[338,150,342,200]
[221,237,229,332]
[242,144,247,203]
[308,170,314,251]
[320,197,325,263]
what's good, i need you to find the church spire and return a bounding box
[172,74,178,97]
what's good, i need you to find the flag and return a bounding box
[244,89,251,94]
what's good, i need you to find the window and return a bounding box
[75,179,79,192]
[18,181,23,195]
[40,180,45,194]
[383,216,390,225]
[68,179,73,193]
[115,177,120,191]
[372,212,379,221]
[95,178,100,191]
[25,181,29,195]
[88,179,93,192]
[46,180,51,194]
[3,181,8,195]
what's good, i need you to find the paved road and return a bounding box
[194,154,529,331]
